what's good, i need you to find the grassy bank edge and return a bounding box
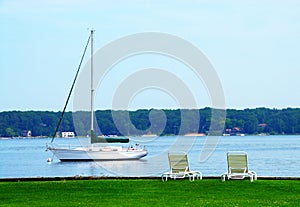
[1,176,300,182]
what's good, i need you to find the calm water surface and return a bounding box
[0,135,299,178]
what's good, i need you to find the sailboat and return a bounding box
[46,30,148,161]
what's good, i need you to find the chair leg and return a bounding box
[250,172,258,182]
[162,173,169,182]
[198,172,202,180]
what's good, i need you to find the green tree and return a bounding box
[5,127,15,137]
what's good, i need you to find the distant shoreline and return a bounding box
[2,108,300,138]
[1,134,300,140]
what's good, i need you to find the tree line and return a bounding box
[1,107,300,137]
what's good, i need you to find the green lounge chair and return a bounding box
[221,151,257,182]
[162,153,202,181]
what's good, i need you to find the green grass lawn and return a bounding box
[1,179,299,206]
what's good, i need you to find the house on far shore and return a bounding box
[21,130,32,137]
[62,131,75,138]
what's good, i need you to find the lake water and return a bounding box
[0,135,299,178]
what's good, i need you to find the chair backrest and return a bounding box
[168,153,190,173]
[227,151,248,174]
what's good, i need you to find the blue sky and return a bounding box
[0,0,299,111]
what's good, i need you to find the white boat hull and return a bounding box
[48,146,148,161]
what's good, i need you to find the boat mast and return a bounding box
[90,30,95,134]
